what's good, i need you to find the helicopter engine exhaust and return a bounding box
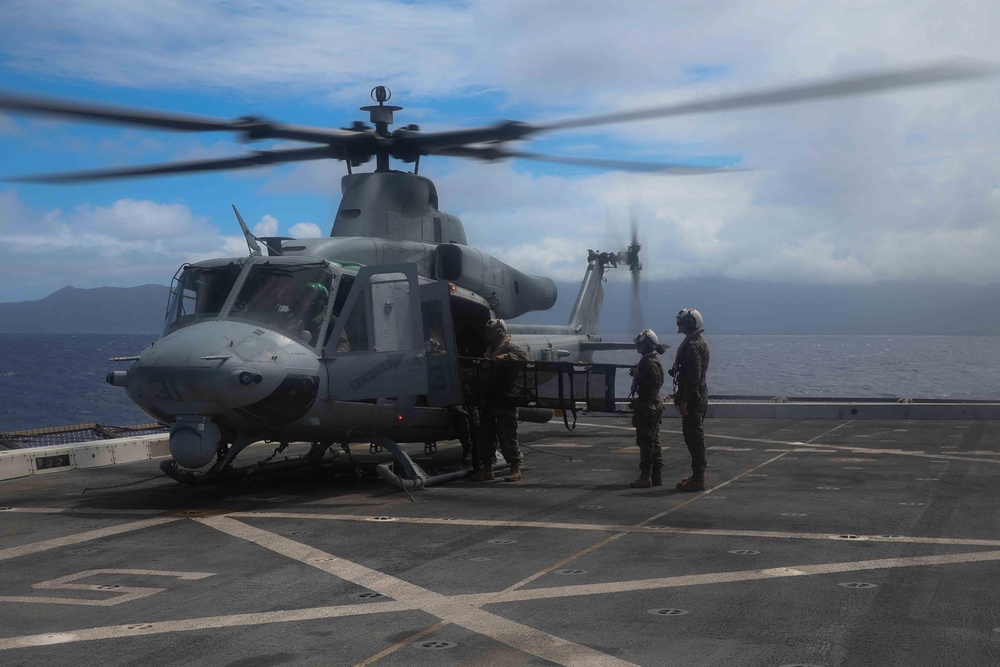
[434,243,556,318]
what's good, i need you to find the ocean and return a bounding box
[1,333,999,432]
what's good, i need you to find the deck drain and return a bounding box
[288,531,311,535]
[648,608,689,616]
[126,624,154,631]
[370,516,396,521]
[556,569,587,575]
[356,592,385,599]
[488,539,517,545]
[728,550,760,556]
[780,513,807,517]
[0,507,13,511]
[68,548,96,554]
[468,557,491,562]
[440,517,460,521]
[877,535,903,539]
[837,535,861,540]
[415,640,457,650]
[310,557,339,562]
[839,582,878,589]
[96,585,122,591]
[817,486,840,490]
[898,502,926,507]
[579,505,603,509]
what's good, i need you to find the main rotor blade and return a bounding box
[0,91,250,132]
[433,146,743,175]
[539,58,999,132]
[0,91,375,146]
[6,146,337,184]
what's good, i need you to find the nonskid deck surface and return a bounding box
[2,416,999,667]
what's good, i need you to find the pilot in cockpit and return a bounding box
[284,282,329,344]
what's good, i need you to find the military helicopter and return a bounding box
[0,59,993,487]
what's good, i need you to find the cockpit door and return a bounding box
[419,281,462,407]
[321,264,428,401]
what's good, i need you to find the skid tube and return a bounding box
[372,436,510,490]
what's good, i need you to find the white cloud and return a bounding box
[0,190,242,301]
[2,0,1000,300]
[289,222,323,238]
[252,214,279,237]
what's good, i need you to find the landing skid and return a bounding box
[372,436,510,491]
[160,441,340,485]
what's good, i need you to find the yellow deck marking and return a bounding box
[229,512,1000,548]
[197,516,639,667]
[6,547,1000,653]
[0,517,181,562]
[453,549,1000,607]
[574,421,1000,464]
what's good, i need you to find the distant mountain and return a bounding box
[520,278,1000,335]
[2,279,999,335]
[0,285,170,333]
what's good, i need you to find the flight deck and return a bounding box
[2,415,1000,667]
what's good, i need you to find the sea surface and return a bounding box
[1,333,999,432]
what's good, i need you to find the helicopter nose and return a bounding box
[125,322,287,415]
[124,321,321,438]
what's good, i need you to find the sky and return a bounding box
[0,0,999,305]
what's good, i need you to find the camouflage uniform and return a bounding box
[672,331,711,476]
[632,351,665,483]
[478,336,527,469]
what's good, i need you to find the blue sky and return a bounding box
[1,1,999,303]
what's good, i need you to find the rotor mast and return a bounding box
[360,86,402,173]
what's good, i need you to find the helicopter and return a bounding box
[0,59,994,487]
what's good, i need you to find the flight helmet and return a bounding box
[633,328,658,353]
[676,308,704,331]
[484,318,507,339]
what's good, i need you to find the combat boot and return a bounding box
[629,475,652,489]
[676,473,706,492]
[503,464,522,482]
[472,463,495,481]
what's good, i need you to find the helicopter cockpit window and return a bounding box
[328,271,417,354]
[161,263,244,338]
[227,262,336,346]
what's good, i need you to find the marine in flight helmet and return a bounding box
[633,328,658,353]
[676,308,704,332]
[484,318,507,340]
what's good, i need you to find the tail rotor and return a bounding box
[627,207,644,335]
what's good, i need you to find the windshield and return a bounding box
[161,262,244,338]
[227,261,337,346]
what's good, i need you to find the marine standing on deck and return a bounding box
[628,329,668,488]
[474,318,528,482]
[671,308,711,492]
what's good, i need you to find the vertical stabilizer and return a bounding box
[567,252,616,334]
